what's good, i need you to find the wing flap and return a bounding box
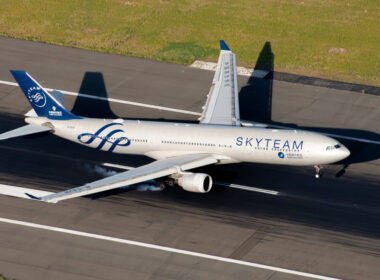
[39,153,218,203]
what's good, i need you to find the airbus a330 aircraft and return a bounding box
[0,41,350,203]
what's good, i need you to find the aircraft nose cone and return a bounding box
[344,147,351,158]
[339,146,351,160]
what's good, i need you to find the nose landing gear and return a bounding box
[314,165,323,179]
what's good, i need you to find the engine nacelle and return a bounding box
[177,173,212,193]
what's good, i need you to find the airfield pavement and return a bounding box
[0,37,379,280]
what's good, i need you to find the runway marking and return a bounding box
[102,162,134,170]
[216,182,279,195]
[0,184,54,199]
[0,79,201,116]
[0,217,340,280]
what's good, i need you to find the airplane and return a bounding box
[0,40,350,203]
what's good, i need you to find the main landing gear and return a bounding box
[314,165,323,179]
[158,178,176,190]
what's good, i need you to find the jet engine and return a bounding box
[177,173,213,193]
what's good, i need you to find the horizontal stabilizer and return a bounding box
[0,124,51,140]
[24,109,37,117]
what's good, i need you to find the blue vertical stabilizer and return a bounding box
[10,70,81,120]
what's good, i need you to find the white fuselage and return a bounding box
[27,117,350,166]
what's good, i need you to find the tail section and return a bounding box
[10,70,80,120]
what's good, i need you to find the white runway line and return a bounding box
[0,80,201,116]
[102,162,134,170]
[0,217,340,280]
[229,184,279,195]
[0,183,54,199]
[216,182,279,195]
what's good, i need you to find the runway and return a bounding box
[0,37,379,280]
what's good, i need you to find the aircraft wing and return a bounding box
[199,40,240,126]
[31,153,218,203]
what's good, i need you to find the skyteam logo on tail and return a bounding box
[48,106,63,117]
[27,86,47,108]
[77,123,131,152]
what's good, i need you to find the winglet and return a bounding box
[220,40,230,51]
[25,193,41,200]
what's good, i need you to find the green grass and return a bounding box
[0,0,379,86]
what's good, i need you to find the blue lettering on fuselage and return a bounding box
[283,140,290,150]
[265,138,271,148]
[246,138,253,146]
[274,139,281,149]
[256,138,263,147]
[235,137,304,150]
[293,140,303,150]
[236,136,243,146]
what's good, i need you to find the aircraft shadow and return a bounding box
[71,71,197,123]
[238,42,380,169]
[71,72,118,119]
[239,41,273,122]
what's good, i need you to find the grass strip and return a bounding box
[0,0,379,86]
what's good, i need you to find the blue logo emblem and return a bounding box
[278,152,284,159]
[27,86,46,108]
[77,123,131,152]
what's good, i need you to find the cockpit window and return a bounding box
[326,144,342,151]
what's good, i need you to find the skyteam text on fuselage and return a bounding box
[0,41,350,203]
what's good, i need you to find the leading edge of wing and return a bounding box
[35,154,218,203]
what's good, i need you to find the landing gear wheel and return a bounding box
[159,182,166,190]
[164,178,176,188]
[314,165,323,179]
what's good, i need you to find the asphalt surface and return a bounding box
[0,37,379,280]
